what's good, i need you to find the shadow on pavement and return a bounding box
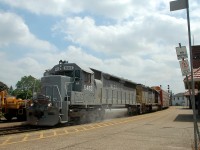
[174,114,200,122]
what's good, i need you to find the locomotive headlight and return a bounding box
[48,102,52,107]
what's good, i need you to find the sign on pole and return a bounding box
[179,59,190,76]
[170,0,188,11]
[176,46,188,60]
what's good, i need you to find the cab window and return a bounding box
[83,71,91,84]
[75,70,80,78]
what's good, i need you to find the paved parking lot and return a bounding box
[0,107,198,150]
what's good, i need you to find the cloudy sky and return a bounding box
[0,0,200,94]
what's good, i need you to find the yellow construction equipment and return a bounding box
[0,82,28,121]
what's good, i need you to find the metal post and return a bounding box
[186,1,198,149]
[185,74,200,140]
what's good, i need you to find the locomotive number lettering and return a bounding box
[84,85,93,91]
[64,66,74,70]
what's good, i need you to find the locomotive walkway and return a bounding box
[0,106,198,150]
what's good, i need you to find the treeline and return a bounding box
[5,75,41,99]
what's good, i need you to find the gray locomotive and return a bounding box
[27,60,168,126]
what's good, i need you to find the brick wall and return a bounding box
[192,45,200,69]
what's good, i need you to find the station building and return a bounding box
[183,45,200,112]
[172,93,189,106]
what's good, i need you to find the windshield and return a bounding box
[55,70,74,77]
[36,86,61,102]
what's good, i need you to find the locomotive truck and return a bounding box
[27,60,169,126]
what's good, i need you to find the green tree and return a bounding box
[0,81,8,92]
[8,86,14,95]
[13,75,41,99]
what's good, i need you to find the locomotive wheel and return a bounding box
[99,108,105,120]
[137,106,141,115]
[79,110,87,124]
[127,107,133,116]
[87,111,96,123]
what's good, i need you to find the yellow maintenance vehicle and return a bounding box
[0,82,28,121]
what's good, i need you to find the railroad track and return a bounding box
[0,125,47,136]
[0,121,82,136]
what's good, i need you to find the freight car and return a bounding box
[27,60,168,126]
[136,84,161,114]
[152,86,170,109]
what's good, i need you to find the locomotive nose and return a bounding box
[33,110,44,119]
[28,109,44,119]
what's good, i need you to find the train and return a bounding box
[26,60,170,126]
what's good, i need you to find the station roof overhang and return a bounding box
[183,67,200,89]
[184,89,199,96]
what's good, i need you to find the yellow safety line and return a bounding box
[82,127,89,130]
[1,136,12,145]
[22,134,29,141]
[74,128,79,132]
[64,129,68,134]
[53,130,57,136]
[39,132,44,138]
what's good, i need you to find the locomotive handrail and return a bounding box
[53,85,62,109]
[64,81,74,101]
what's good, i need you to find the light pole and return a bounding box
[170,0,198,149]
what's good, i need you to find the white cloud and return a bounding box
[0,12,57,52]
[53,14,189,57]
[0,0,170,20]
[0,0,199,21]
[0,0,83,16]
[0,52,42,87]
[0,12,27,47]
[0,46,102,88]
[0,11,57,87]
